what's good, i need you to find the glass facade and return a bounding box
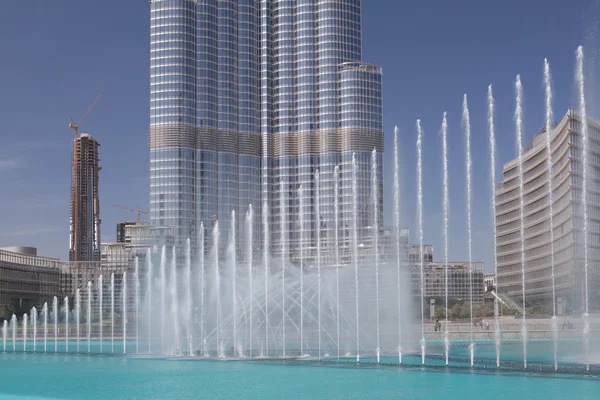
[150,0,382,261]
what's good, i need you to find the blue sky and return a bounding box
[0,0,598,272]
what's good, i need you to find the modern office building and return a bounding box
[149,0,383,259]
[69,133,101,262]
[495,109,600,311]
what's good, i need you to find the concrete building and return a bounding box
[149,0,383,261]
[69,133,101,262]
[495,109,600,311]
[0,247,67,315]
[410,261,485,304]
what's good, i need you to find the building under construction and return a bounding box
[69,133,101,262]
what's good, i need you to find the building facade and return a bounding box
[69,133,101,262]
[0,247,67,315]
[149,0,383,259]
[410,261,485,304]
[495,110,600,311]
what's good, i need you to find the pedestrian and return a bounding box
[479,320,483,331]
[486,320,489,331]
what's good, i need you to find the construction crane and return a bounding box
[68,92,103,261]
[112,204,148,223]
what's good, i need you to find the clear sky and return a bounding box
[0,0,599,272]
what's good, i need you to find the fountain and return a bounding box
[64,297,69,353]
[315,170,322,360]
[261,200,267,359]
[2,320,6,352]
[3,46,598,384]
[334,165,341,362]
[441,112,450,366]
[146,248,152,354]
[213,222,221,358]
[416,120,425,365]
[352,153,360,363]
[32,307,37,352]
[22,313,27,352]
[393,127,403,365]
[76,289,81,353]
[135,257,139,354]
[170,247,180,355]
[299,184,305,358]
[123,271,127,355]
[544,58,559,371]
[230,211,237,357]
[186,238,192,357]
[487,85,501,368]
[99,275,103,353]
[515,75,528,369]
[43,302,48,352]
[11,314,16,352]
[199,223,205,356]
[576,45,591,372]
[463,94,475,367]
[53,296,57,352]
[87,281,92,353]
[160,246,165,354]
[111,273,115,353]
[372,149,381,364]
[247,205,254,358]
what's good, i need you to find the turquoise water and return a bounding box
[0,351,599,399]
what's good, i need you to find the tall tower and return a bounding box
[149,0,382,259]
[69,133,101,262]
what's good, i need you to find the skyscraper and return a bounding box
[149,0,383,258]
[69,133,101,262]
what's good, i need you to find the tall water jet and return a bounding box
[11,314,16,352]
[416,120,425,365]
[280,169,286,359]
[32,307,37,352]
[488,85,501,368]
[64,297,69,353]
[170,247,179,354]
[515,75,527,369]
[371,149,381,363]
[135,257,139,354]
[247,205,254,358]
[43,302,48,352]
[441,112,450,366]
[393,126,402,365]
[352,153,360,363]
[186,238,192,357]
[544,59,559,371]
[2,320,6,352]
[87,281,92,353]
[76,289,81,353]
[160,246,166,354]
[334,165,340,361]
[52,296,58,353]
[315,170,322,360]
[299,184,305,358]
[146,248,152,354]
[111,273,115,353]
[213,221,221,357]
[199,223,205,356]
[22,313,28,352]
[577,45,591,372]
[230,211,237,357]
[99,275,103,353]
[123,271,127,355]
[463,95,475,367]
